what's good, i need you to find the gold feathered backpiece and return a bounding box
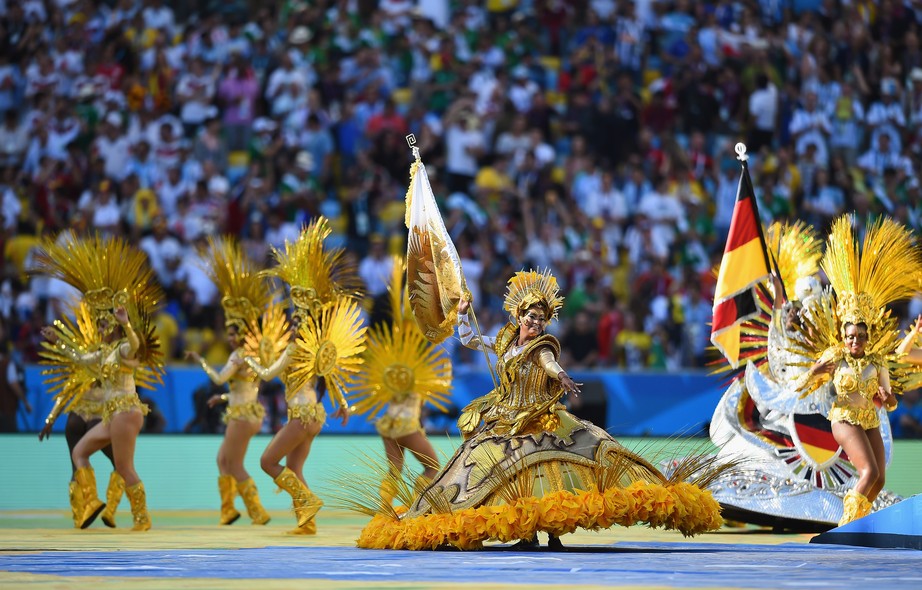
[765,220,822,299]
[287,298,367,409]
[351,257,452,418]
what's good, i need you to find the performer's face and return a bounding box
[843,323,869,357]
[226,325,240,349]
[519,306,547,340]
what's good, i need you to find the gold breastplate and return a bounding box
[833,356,878,401]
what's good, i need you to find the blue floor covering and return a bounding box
[2,542,921,588]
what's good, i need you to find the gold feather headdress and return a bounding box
[206,236,269,333]
[32,232,163,327]
[262,217,363,322]
[765,220,822,301]
[503,269,565,324]
[822,215,922,336]
[790,215,922,397]
[350,257,452,418]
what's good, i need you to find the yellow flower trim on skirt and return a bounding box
[828,404,880,429]
[356,481,723,551]
[224,401,266,424]
[288,402,327,426]
[102,394,150,423]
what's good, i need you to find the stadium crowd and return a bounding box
[2,0,922,435]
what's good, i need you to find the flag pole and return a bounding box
[405,136,499,392]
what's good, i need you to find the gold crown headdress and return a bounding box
[765,220,822,301]
[33,233,163,330]
[503,269,564,324]
[262,217,363,322]
[822,215,922,336]
[206,236,269,333]
[350,257,452,417]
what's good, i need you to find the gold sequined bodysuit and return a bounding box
[247,345,326,427]
[828,355,885,430]
[376,392,423,439]
[201,349,265,424]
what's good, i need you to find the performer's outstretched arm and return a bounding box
[245,345,292,381]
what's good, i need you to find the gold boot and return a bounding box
[126,481,151,531]
[73,466,106,529]
[839,489,871,526]
[218,475,241,525]
[69,480,84,528]
[100,472,125,528]
[237,478,270,525]
[273,467,323,527]
[287,519,317,535]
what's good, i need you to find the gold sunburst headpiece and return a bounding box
[765,220,822,301]
[33,233,163,331]
[503,269,564,324]
[351,257,452,417]
[287,299,367,409]
[821,215,922,337]
[206,236,269,333]
[263,217,363,323]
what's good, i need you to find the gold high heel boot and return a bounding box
[100,472,125,528]
[237,478,270,525]
[69,480,84,528]
[218,475,241,525]
[126,481,152,531]
[73,466,106,529]
[273,467,323,527]
[839,489,872,526]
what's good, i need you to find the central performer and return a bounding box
[357,269,724,550]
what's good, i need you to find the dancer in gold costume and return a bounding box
[355,269,724,550]
[186,237,271,526]
[245,218,366,534]
[36,235,163,531]
[797,215,922,526]
[351,258,451,506]
[39,307,123,529]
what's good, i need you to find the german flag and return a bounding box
[711,161,771,368]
